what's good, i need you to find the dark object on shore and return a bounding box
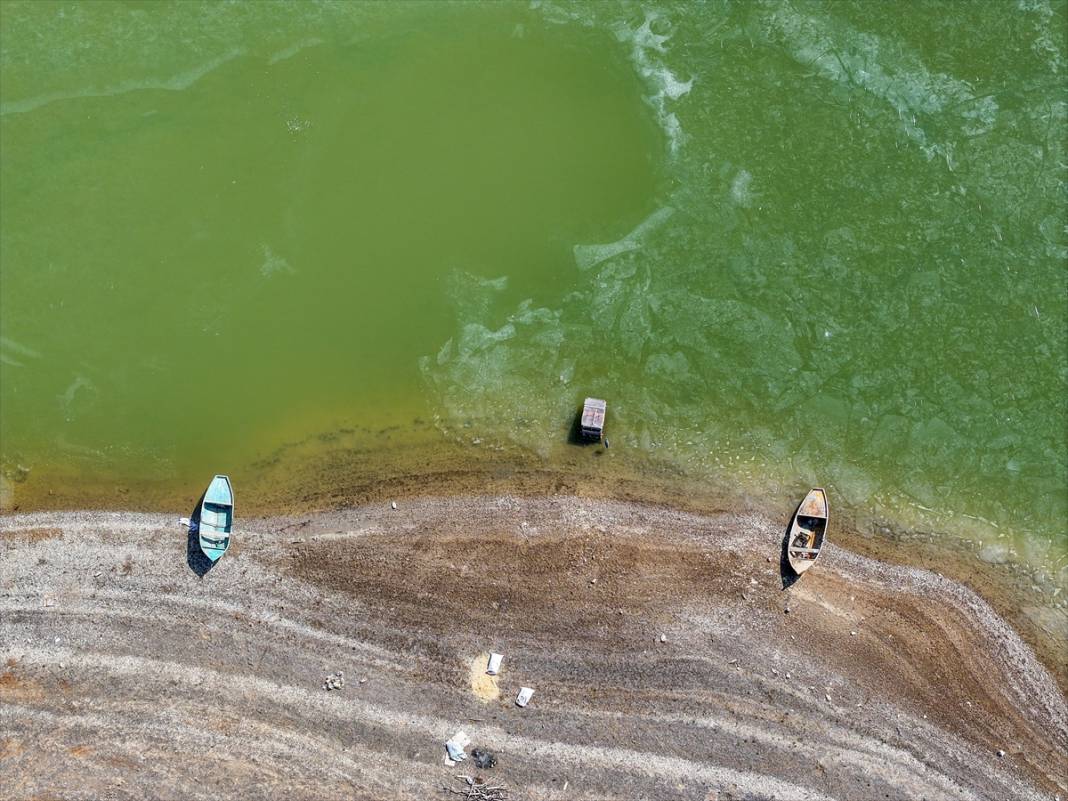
[580,397,607,442]
[471,748,497,769]
[786,488,828,576]
[444,775,509,799]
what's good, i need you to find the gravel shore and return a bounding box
[2,496,1065,800]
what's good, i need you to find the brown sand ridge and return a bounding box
[1,496,1065,800]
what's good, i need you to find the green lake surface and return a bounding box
[1,1,1065,584]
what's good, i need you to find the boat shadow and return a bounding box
[566,410,587,446]
[780,500,802,590]
[186,489,215,578]
[566,408,605,451]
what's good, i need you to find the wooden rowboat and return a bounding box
[787,488,828,575]
[198,474,233,562]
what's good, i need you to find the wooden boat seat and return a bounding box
[791,546,821,554]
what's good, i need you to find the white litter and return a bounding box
[516,687,534,707]
[445,731,471,762]
[179,517,191,528]
[390,501,397,510]
[486,653,503,675]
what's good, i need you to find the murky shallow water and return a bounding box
[1,1,1065,587]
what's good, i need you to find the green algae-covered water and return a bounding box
[1,2,1065,580]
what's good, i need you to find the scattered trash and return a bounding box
[824,693,832,702]
[850,630,857,636]
[471,748,497,769]
[997,749,1006,758]
[445,731,471,762]
[179,517,191,528]
[390,501,398,510]
[444,775,509,799]
[515,687,534,708]
[659,634,667,643]
[784,607,791,614]
[322,670,345,691]
[486,653,503,675]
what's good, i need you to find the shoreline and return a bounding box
[5,425,1065,695]
[2,422,1068,700]
[1,496,1066,799]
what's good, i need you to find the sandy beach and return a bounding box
[2,492,1065,801]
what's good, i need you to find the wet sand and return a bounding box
[1,493,1065,800]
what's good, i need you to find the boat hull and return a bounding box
[198,475,233,562]
[787,488,828,575]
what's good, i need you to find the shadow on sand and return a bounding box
[780,500,802,590]
[185,489,215,578]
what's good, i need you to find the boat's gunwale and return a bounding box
[198,475,234,561]
[787,488,828,575]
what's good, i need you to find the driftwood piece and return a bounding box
[443,776,510,800]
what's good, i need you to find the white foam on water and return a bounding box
[1017,0,1065,73]
[0,336,42,359]
[761,5,998,162]
[444,270,509,323]
[259,244,295,278]
[57,374,95,414]
[531,3,692,156]
[0,48,245,116]
[614,11,695,156]
[730,169,754,207]
[573,206,675,271]
[421,299,575,455]
[268,37,323,65]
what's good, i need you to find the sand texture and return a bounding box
[1,497,1065,800]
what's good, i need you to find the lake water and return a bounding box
[1,2,1065,583]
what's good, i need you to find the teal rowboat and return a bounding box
[198,475,234,562]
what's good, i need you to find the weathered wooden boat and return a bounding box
[580,397,607,441]
[198,474,233,562]
[787,488,828,575]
